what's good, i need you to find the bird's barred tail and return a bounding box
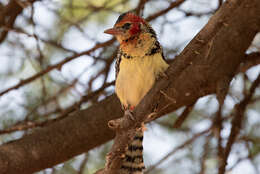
[120,130,145,174]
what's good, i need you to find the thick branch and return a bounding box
[101,0,260,173]
[0,95,123,174]
[0,0,259,173]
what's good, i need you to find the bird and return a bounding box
[104,12,169,174]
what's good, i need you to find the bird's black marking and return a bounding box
[121,132,145,173]
[155,40,160,47]
[121,165,145,172]
[121,51,133,59]
[147,26,157,38]
[122,23,131,30]
[161,52,166,61]
[125,154,144,163]
[145,40,161,56]
[116,12,129,24]
[115,49,133,79]
[129,36,135,40]
[115,50,122,79]
[128,145,143,151]
[133,135,143,141]
[123,36,136,43]
[150,47,159,55]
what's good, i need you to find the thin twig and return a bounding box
[145,127,211,173]
[218,74,260,174]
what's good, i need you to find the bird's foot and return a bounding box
[141,122,147,131]
[124,109,135,121]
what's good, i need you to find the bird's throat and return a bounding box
[120,33,156,58]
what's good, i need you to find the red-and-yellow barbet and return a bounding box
[104,12,169,174]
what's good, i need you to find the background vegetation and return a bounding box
[0,0,259,174]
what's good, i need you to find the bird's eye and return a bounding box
[122,23,131,29]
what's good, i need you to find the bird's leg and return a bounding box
[124,105,135,121]
[121,104,125,111]
[125,105,147,131]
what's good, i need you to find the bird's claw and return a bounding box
[124,109,135,121]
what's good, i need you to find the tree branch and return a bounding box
[0,0,39,43]
[100,0,260,173]
[0,0,186,97]
[237,52,260,73]
[218,73,260,174]
[0,0,259,173]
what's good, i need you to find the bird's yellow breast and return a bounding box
[115,53,169,108]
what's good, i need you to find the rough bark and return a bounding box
[100,0,260,173]
[0,0,259,173]
[0,95,122,174]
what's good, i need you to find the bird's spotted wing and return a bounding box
[115,49,122,79]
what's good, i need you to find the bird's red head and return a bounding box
[104,12,147,41]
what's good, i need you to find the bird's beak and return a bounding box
[104,27,122,35]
